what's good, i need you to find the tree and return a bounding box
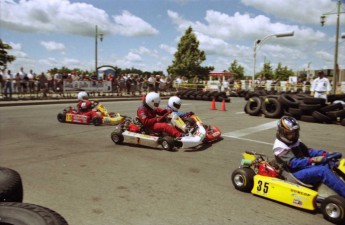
[167,26,213,80]
[256,62,274,80]
[274,62,294,81]
[0,39,16,70]
[228,60,245,80]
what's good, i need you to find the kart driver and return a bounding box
[137,92,184,137]
[77,91,103,119]
[272,116,345,197]
[166,96,193,117]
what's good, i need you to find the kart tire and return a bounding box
[321,195,345,225]
[0,167,23,202]
[160,136,174,151]
[111,131,124,144]
[0,202,69,225]
[231,167,255,193]
[92,116,102,126]
[57,113,66,123]
[278,94,299,108]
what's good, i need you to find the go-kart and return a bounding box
[180,113,221,143]
[231,151,345,224]
[57,102,126,126]
[110,112,206,151]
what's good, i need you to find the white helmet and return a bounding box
[77,91,88,101]
[145,92,160,110]
[168,96,182,112]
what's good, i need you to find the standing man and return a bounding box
[4,69,13,99]
[311,71,331,101]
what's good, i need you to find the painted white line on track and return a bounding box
[223,121,277,138]
[235,112,246,114]
[222,121,277,145]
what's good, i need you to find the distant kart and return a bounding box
[231,151,345,225]
[181,113,221,143]
[57,102,126,126]
[110,112,206,151]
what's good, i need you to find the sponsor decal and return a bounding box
[293,199,302,206]
[290,189,310,197]
[212,131,220,137]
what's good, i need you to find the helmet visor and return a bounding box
[173,102,181,110]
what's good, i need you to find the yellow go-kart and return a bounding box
[231,151,345,225]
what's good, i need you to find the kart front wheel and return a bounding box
[161,136,174,151]
[111,131,124,144]
[231,167,255,192]
[321,195,345,225]
[57,113,65,123]
[92,116,102,126]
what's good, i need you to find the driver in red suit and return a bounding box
[137,92,184,137]
[77,91,102,119]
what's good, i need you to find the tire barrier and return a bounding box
[176,90,231,102]
[244,93,345,126]
[0,167,69,225]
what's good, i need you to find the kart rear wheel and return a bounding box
[231,167,255,192]
[57,113,66,123]
[92,116,102,126]
[111,131,124,144]
[321,195,345,225]
[161,136,174,151]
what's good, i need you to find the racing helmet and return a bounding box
[145,92,160,110]
[276,116,300,145]
[168,96,182,112]
[77,91,88,101]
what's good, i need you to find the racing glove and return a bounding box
[311,156,326,164]
[156,110,173,122]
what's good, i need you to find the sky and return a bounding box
[0,0,345,76]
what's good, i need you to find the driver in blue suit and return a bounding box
[272,116,345,197]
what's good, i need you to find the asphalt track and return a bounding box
[1,97,344,225]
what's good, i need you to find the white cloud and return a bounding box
[41,41,66,51]
[160,44,176,54]
[125,52,142,62]
[0,0,158,37]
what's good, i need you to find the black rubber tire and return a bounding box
[110,130,124,144]
[57,113,66,123]
[321,195,345,225]
[0,202,69,225]
[161,136,175,151]
[0,167,23,202]
[261,98,283,118]
[303,97,326,105]
[288,107,303,118]
[300,115,317,123]
[299,103,322,112]
[246,97,262,116]
[326,109,345,119]
[341,118,345,126]
[231,167,256,193]
[312,111,333,124]
[319,103,344,113]
[92,116,102,126]
[279,94,300,108]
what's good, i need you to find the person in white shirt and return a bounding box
[310,71,331,101]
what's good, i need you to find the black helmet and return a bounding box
[276,116,300,144]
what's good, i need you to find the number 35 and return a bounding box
[257,181,269,193]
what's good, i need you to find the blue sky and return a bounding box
[1,0,344,76]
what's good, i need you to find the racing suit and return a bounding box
[273,138,345,197]
[77,100,102,119]
[137,104,182,137]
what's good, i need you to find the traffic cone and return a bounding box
[210,98,217,110]
[220,99,226,111]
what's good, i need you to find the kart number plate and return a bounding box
[256,180,269,194]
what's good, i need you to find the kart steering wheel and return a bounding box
[325,152,342,162]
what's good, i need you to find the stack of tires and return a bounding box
[245,94,345,126]
[176,90,230,102]
[0,167,69,225]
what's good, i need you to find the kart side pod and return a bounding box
[251,175,318,211]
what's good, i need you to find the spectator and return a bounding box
[0,70,4,96]
[311,71,331,101]
[3,70,13,99]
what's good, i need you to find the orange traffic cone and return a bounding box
[210,98,217,110]
[220,99,226,111]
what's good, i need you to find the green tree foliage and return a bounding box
[228,60,245,80]
[0,39,16,70]
[167,26,214,80]
[256,62,274,80]
[274,62,294,81]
